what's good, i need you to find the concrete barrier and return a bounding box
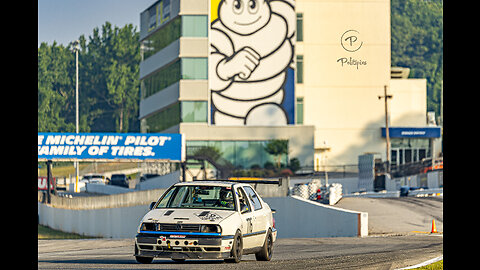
[86,183,131,195]
[38,192,367,239]
[408,188,443,197]
[263,196,367,238]
[343,191,400,198]
[135,171,181,191]
[38,202,150,238]
[46,188,167,210]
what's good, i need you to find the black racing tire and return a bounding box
[135,256,154,264]
[225,230,243,263]
[134,245,154,264]
[255,228,273,261]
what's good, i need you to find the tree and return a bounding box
[38,22,141,133]
[82,22,141,133]
[38,42,76,132]
[264,140,288,169]
[391,0,443,117]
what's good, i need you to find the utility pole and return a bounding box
[72,40,80,192]
[378,85,393,173]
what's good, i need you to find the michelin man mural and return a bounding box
[209,0,295,126]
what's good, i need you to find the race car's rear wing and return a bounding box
[194,177,283,186]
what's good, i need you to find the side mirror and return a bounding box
[271,209,276,214]
[149,202,156,210]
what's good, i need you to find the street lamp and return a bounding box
[71,40,80,192]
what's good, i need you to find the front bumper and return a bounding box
[135,232,233,259]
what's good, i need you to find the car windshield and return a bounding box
[155,185,235,211]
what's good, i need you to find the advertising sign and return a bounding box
[38,133,185,162]
[38,177,55,190]
[209,0,296,126]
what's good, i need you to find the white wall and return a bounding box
[38,203,150,238]
[264,196,367,238]
[39,195,367,239]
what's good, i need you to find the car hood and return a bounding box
[142,208,235,224]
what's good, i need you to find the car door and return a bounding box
[243,185,267,247]
[236,186,255,249]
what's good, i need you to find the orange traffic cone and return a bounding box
[430,219,438,233]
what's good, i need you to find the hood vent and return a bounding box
[164,210,174,216]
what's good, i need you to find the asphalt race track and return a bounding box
[38,234,442,270]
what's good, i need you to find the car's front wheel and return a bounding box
[255,228,273,261]
[134,245,153,264]
[225,230,243,263]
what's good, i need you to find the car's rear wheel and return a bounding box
[225,230,243,263]
[255,229,273,261]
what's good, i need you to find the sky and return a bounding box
[38,0,157,47]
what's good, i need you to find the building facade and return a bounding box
[138,0,441,171]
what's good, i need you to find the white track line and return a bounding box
[396,255,443,269]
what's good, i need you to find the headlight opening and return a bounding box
[200,224,222,234]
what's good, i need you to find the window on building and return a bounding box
[296,55,303,83]
[296,97,304,124]
[181,58,208,80]
[142,15,208,61]
[182,15,208,37]
[186,140,288,169]
[390,138,431,166]
[141,60,181,99]
[296,13,303,42]
[181,101,208,123]
[141,16,181,60]
[143,102,181,132]
[140,58,208,100]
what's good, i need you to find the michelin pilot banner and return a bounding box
[38,133,185,162]
[209,0,296,126]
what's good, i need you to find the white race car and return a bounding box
[134,181,277,263]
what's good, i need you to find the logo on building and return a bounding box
[341,30,363,52]
[209,0,296,126]
[337,29,367,69]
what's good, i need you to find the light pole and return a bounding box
[378,85,393,173]
[72,40,80,192]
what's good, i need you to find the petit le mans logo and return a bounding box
[337,29,367,70]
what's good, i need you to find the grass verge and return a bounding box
[412,260,443,270]
[38,225,98,239]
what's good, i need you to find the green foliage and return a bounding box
[289,157,301,172]
[391,0,443,117]
[38,22,141,133]
[193,146,222,162]
[38,42,76,132]
[264,140,288,169]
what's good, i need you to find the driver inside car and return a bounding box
[214,188,234,208]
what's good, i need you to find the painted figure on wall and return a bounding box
[209,0,295,125]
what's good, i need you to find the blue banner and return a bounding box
[38,133,184,162]
[381,127,441,138]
